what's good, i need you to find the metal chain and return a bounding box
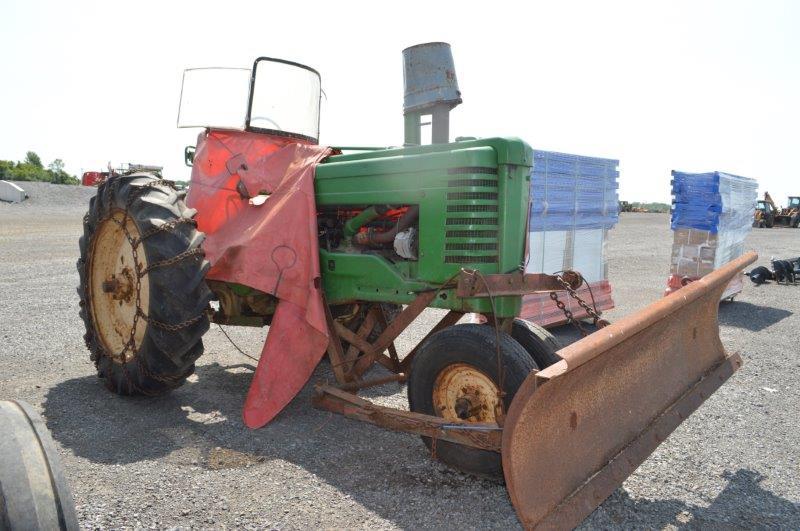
[550,271,610,337]
[136,218,194,246]
[140,247,204,276]
[137,307,209,332]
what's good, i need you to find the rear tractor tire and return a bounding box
[77,174,212,396]
[407,324,537,478]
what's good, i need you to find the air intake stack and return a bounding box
[402,42,462,145]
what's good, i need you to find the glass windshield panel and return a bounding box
[790,197,800,207]
[248,59,320,141]
[177,67,250,129]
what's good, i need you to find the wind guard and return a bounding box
[187,130,333,428]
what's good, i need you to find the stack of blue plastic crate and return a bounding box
[668,170,757,298]
[523,150,619,325]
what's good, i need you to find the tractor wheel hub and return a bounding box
[433,363,499,423]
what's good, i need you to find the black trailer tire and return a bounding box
[0,400,78,531]
[77,174,212,396]
[407,324,537,478]
[510,318,562,369]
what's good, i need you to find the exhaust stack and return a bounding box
[402,42,462,145]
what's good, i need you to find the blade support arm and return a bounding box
[313,384,502,451]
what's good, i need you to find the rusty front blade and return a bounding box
[502,252,757,530]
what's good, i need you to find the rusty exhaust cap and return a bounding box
[501,252,757,530]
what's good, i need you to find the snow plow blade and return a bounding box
[502,252,757,530]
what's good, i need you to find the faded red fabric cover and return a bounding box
[187,130,332,428]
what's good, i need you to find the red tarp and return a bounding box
[187,129,332,428]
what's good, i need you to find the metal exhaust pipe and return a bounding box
[402,42,462,145]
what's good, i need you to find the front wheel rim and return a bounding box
[432,363,500,423]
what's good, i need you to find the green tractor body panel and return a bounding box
[315,137,533,317]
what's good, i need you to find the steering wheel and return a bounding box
[249,116,282,131]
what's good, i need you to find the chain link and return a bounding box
[140,247,204,276]
[550,271,610,337]
[136,218,194,246]
[138,307,211,331]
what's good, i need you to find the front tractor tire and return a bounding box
[78,174,212,396]
[509,318,562,369]
[407,324,537,478]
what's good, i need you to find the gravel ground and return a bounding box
[1,182,798,529]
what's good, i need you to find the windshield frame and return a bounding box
[245,57,322,144]
[176,66,252,130]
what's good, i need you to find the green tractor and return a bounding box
[77,43,754,528]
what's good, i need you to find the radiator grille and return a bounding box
[445,255,498,264]
[447,179,497,188]
[445,242,498,251]
[443,167,500,266]
[446,204,497,213]
[447,191,498,201]
[445,217,498,225]
[445,230,498,238]
[446,167,498,175]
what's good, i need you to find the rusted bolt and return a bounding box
[455,389,483,419]
[454,397,472,419]
[102,278,119,293]
[569,411,578,429]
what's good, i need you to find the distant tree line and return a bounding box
[631,202,671,213]
[0,151,80,185]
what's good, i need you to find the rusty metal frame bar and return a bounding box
[313,384,501,451]
[323,296,351,384]
[375,305,401,371]
[336,373,407,392]
[343,308,377,366]
[324,290,440,388]
[348,290,438,379]
[456,271,580,298]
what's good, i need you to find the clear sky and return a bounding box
[1,0,798,203]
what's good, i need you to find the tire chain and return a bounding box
[86,176,207,390]
[136,217,195,245]
[549,271,610,337]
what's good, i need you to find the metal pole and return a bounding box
[404,112,421,146]
[431,104,450,144]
